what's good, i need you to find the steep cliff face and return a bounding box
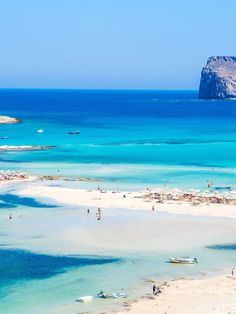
[199,56,236,99]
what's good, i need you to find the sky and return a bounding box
[0,0,235,90]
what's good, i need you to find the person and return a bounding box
[152,205,155,211]
[9,213,12,220]
[123,194,126,198]
[232,268,234,277]
[152,284,156,295]
[97,208,102,220]
[155,286,161,295]
[87,208,90,214]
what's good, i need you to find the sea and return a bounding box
[0,89,236,314]
[1,89,236,190]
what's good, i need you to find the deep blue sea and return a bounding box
[0,89,236,190]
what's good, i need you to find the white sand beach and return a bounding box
[116,275,236,314]
[18,184,236,219]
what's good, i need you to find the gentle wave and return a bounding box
[82,139,236,147]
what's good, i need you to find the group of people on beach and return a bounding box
[87,207,102,220]
[152,284,161,295]
[8,213,22,220]
[207,180,214,188]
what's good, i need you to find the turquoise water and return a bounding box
[1,89,236,313]
[1,89,236,189]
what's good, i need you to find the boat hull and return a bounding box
[169,257,197,264]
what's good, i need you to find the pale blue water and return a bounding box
[1,89,236,189]
[1,89,236,313]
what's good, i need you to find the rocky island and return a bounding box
[0,115,21,124]
[199,56,236,99]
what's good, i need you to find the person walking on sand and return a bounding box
[152,284,156,295]
[232,268,234,277]
[152,205,155,211]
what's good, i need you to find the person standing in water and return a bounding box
[152,284,156,295]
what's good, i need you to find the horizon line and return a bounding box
[0,87,198,92]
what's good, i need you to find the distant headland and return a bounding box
[199,56,236,99]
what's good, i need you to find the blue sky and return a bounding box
[0,0,235,89]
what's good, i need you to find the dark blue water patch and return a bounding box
[0,194,57,208]
[0,249,121,282]
[104,139,236,146]
[0,159,24,163]
[207,244,236,250]
[214,186,232,191]
[0,201,15,209]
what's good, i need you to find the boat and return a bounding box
[169,257,198,264]
[0,136,9,139]
[76,295,93,302]
[36,129,44,133]
[68,130,80,135]
[97,291,118,299]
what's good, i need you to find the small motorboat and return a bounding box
[68,130,80,135]
[97,291,118,299]
[76,295,93,302]
[36,129,44,133]
[169,257,198,264]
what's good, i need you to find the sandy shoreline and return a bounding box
[115,275,236,314]
[17,183,236,219]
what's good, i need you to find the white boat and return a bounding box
[169,257,198,264]
[36,129,44,133]
[77,295,93,302]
